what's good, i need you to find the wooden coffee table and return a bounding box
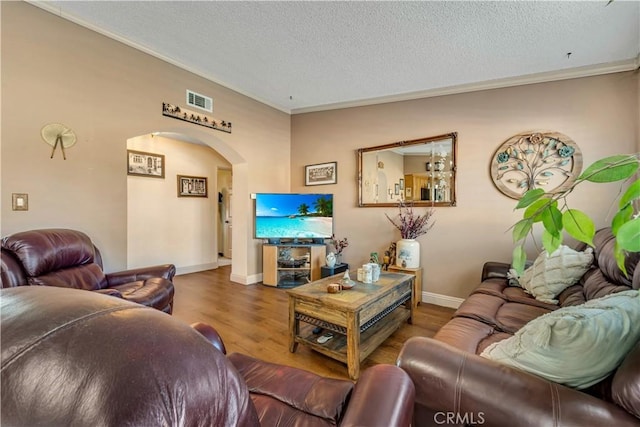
[287,272,414,379]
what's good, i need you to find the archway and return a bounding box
[126,130,250,284]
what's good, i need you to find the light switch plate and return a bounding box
[12,193,28,211]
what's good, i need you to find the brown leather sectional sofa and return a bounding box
[1,228,175,313]
[1,286,415,426]
[397,228,640,426]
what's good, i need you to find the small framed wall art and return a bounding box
[177,175,208,197]
[305,161,337,186]
[405,187,412,198]
[127,150,165,178]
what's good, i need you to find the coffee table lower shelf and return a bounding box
[288,272,415,379]
[293,307,411,366]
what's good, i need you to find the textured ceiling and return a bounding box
[35,1,639,114]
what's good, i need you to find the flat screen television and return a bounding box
[255,193,333,242]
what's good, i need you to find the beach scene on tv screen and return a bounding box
[256,194,333,238]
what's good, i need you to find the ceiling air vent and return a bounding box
[186,90,213,112]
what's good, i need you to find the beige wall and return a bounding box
[291,72,639,301]
[1,2,290,281]
[127,135,231,273]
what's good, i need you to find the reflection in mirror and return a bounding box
[358,133,457,207]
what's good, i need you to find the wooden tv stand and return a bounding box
[262,243,326,287]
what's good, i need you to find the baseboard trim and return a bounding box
[175,264,260,285]
[422,291,464,309]
[247,273,263,284]
[175,262,218,276]
[176,267,462,305]
[230,272,262,285]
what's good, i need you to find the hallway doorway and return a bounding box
[218,168,232,266]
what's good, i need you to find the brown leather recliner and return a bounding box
[1,286,415,427]
[1,228,175,313]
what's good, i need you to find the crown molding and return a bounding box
[291,58,640,114]
[29,1,640,116]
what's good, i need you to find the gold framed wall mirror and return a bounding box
[357,132,457,207]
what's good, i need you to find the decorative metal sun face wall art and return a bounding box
[490,131,583,199]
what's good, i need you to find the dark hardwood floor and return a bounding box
[172,266,455,381]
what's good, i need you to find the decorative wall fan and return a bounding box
[41,123,77,159]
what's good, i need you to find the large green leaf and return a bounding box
[524,198,556,223]
[578,155,638,183]
[541,205,563,237]
[612,204,633,235]
[619,178,640,208]
[617,218,640,252]
[541,229,562,255]
[614,242,628,278]
[512,245,527,276]
[512,219,532,243]
[562,209,595,247]
[515,188,545,209]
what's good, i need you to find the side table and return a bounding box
[388,265,422,307]
[320,263,349,278]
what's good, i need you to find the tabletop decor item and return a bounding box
[340,270,355,289]
[329,234,349,264]
[325,252,337,268]
[382,242,397,270]
[326,283,342,293]
[386,201,435,268]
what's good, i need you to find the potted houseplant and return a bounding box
[511,153,640,275]
[386,201,435,268]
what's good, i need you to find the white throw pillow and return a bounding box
[481,290,640,389]
[518,245,593,304]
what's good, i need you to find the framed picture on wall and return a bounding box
[305,161,337,186]
[127,150,165,178]
[177,175,208,197]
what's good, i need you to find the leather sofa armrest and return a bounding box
[228,352,354,424]
[1,249,27,288]
[481,261,511,281]
[341,364,414,427]
[397,337,639,427]
[191,322,227,355]
[93,288,123,298]
[105,264,176,286]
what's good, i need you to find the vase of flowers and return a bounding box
[386,202,435,268]
[329,234,349,265]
